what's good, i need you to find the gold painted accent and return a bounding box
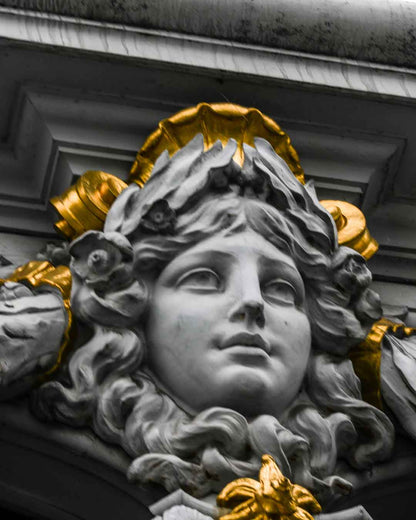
[320,200,378,260]
[0,261,73,376]
[5,261,71,299]
[48,107,378,267]
[217,454,321,520]
[48,108,376,266]
[350,318,416,408]
[50,171,127,240]
[129,103,305,187]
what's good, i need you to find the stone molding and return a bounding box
[2,0,416,69]
[3,7,416,100]
[0,86,399,235]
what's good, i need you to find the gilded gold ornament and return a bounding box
[50,170,127,240]
[320,200,378,260]
[217,454,321,520]
[5,260,71,300]
[350,318,416,408]
[0,261,73,376]
[129,103,305,187]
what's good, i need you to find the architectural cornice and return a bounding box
[2,7,416,100]
[2,0,416,69]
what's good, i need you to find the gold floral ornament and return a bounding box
[349,318,416,409]
[320,200,378,260]
[50,170,127,240]
[0,260,73,376]
[129,103,305,187]
[217,455,321,520]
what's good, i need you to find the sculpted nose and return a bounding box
[244,300,265,327]
[228,281,265,327]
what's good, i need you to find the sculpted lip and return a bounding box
[219,332,271,354]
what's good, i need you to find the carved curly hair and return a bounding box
[33,135,394,504]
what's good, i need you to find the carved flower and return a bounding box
[36,241,71,266]
[140,199,176,234]
[332,249,372,295]
[70,231,133,291]
[217,455,321,520]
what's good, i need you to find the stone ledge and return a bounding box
[2,0,416,69]
[3,7,416,102]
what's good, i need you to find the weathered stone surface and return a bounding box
[3,0,416,68]
[0,285,67,396]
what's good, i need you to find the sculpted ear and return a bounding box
[104,183,142,236]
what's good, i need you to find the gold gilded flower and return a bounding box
[217,455,321,520]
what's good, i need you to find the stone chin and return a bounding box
[155,367,275,418]
[203,365,287,418]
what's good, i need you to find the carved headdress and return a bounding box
[50,103,377,260]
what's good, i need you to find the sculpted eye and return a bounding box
[263,279,297,305]
[177,269,221,291]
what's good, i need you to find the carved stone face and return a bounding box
[145,229,311,417]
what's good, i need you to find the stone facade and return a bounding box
[1,2,416,520]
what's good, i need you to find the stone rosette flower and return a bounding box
[69,231,146,327]
[70,231,134,291]
[36,241,71,266]
[140,199,176,234]
[332,248,372,296]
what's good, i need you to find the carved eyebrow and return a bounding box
[187,245,296,266]
[168,247,299,271]
[169,250,237,268]
[258,255,300,277]
[157,250,236,285]
[189,250,236,261]
[158,244,303,287]
[185,249,298,278]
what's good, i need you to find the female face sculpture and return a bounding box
[104,134,323,417]
[146,228,311,417]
